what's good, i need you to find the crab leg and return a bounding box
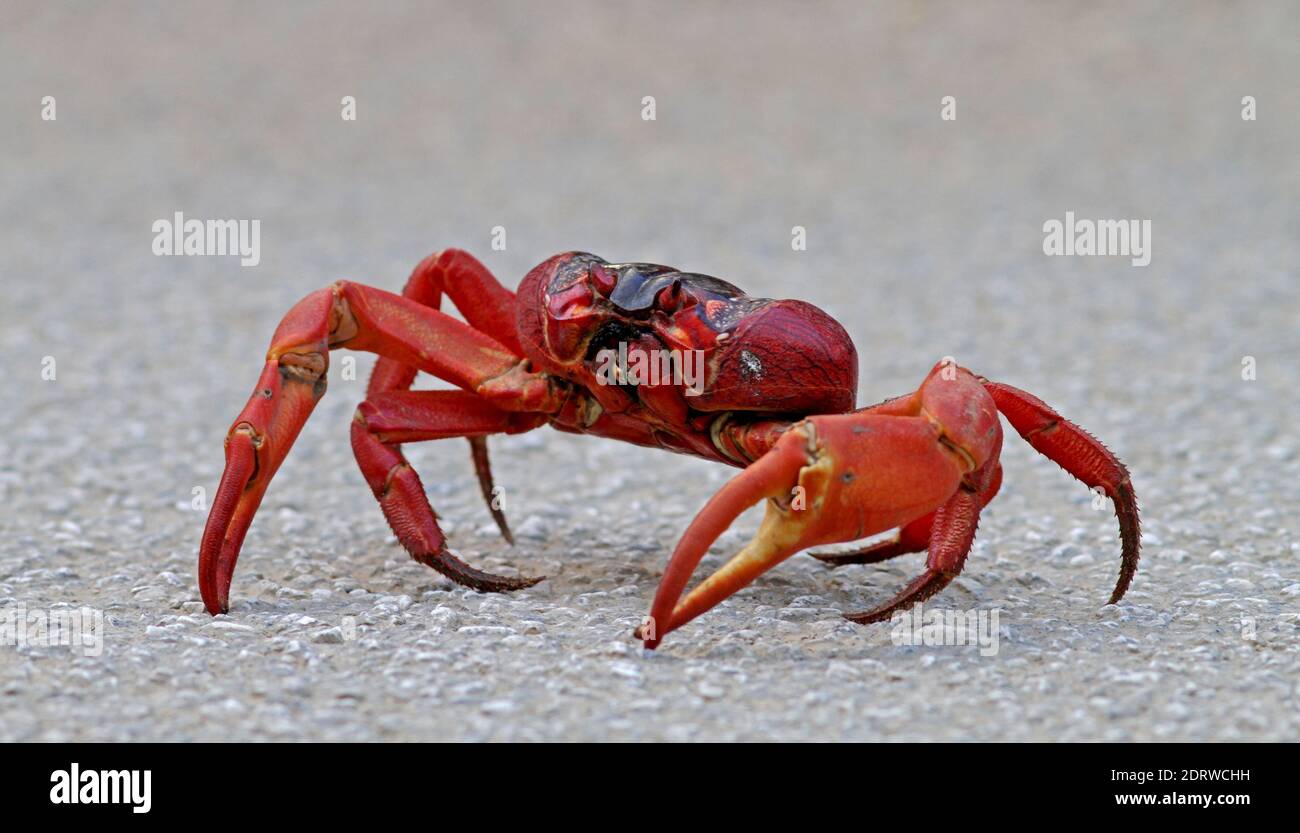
[366,249,523,396]
[199,281,552,615]
[351,390,546,591]
[983,381,1140,603]
[366,250,525,541]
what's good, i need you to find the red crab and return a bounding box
[198,250,1140,648]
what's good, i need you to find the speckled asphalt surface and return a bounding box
[1,2,1297,741]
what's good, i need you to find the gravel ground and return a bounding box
[1,2,1298,742]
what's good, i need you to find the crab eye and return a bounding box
[590,262,617,295]
[655,279,684,312]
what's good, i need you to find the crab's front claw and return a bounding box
[638,412,965,648]
[199,352,327,614]
[636,423,819,649]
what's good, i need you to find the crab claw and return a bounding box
[638,410,969,648]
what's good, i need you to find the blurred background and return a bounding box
[1,1,1296,741]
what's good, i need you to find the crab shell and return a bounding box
[515,252,859,417]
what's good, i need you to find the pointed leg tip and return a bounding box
[468,571,545,592]
[415,544,544,592]
[632,622,661,649]
[198,571,231,616]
